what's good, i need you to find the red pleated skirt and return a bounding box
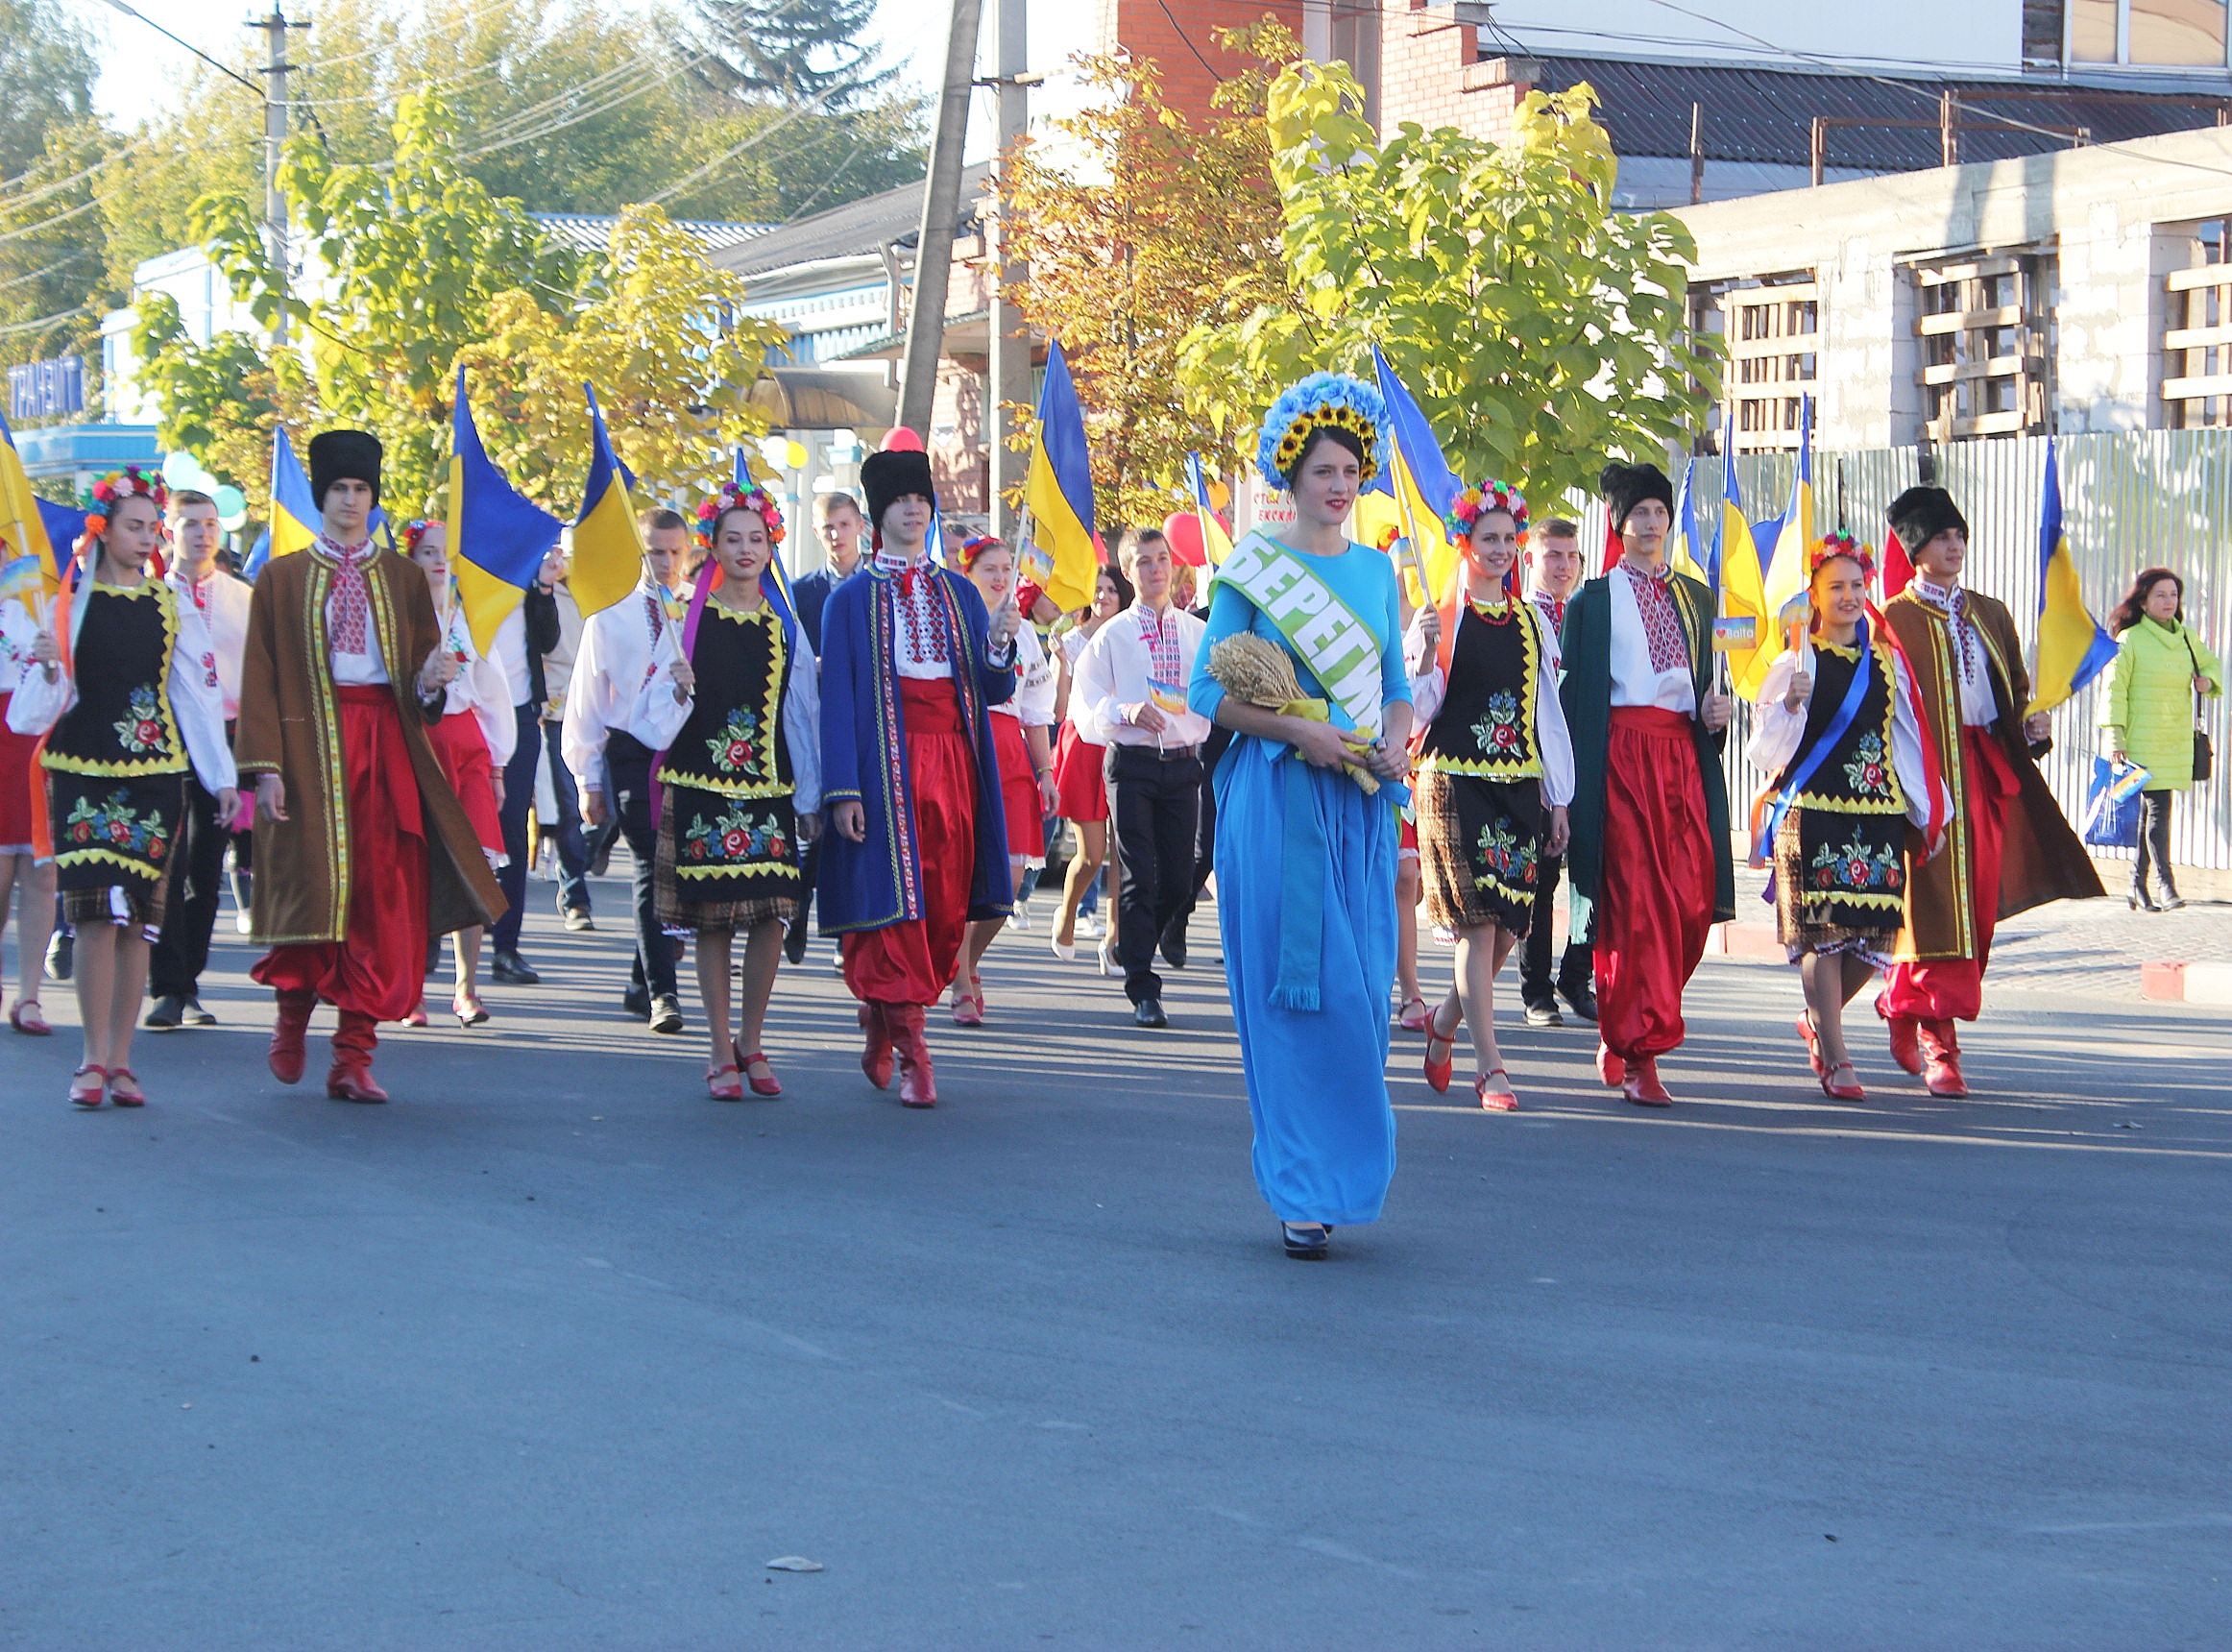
[1053,720,1107,822]
[427,709,504,856]
[0,692,37,847]
[991,712,1045,862]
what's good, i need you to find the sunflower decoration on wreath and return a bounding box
[79,467,168,552]
[695,481,787,557]
[1254,372,1387,491]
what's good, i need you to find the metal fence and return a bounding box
[1566,431,2231,873]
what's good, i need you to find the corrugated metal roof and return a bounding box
[709,162,985,279]
[1532,55,2232,173]
[533,213,773,255]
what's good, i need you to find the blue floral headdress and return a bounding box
[1255,372,1386,490]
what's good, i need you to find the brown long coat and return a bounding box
[1880,586,2101,961]
[234,543,506,945]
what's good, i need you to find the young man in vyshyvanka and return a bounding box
[815,446,1018,1108]
[1558,461,1735,1108]
[237,429,505,1104]
[1873,486,2101,1097]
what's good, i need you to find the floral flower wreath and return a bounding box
[400,519,440,554]
[1444,478,1529,546]
[958,534,1005,570]
[1255,372,1386,490]
[1808,531,1876,580]
[81,467,167,545]
[695,481,785,553]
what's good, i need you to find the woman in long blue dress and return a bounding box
[1187,375,1414,1259]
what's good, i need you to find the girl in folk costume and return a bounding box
[0,570,58,1035]
[951,534,1056,1024]
[403,520,514,1029]
[1404,481,1574,1110]
[1188,374,1414,1260]
[630,482,821,1101]
[9,471,236,1106]
[1748,536,1950,1102]
[1048,560,1130,967]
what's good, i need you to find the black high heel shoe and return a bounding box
[2130,885,2160,912]
[1281,1223,1331,1259]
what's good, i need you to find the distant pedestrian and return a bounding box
[2101,567,2222,911]
[0,582,56,1035]
[1048,561,1128,967]
[1516,516,1595,1027]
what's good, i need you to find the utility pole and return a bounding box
[984,0,1031,538]
[249,5,308,345]
[897,0,983,438]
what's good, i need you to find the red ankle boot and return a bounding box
[327,1010,388,1103]
[269,989,314,1084]
[888,1005,936,1108]
[1878,999,1925,1076]
[1921,1019,1967,1097]
[859,1002,893,1089]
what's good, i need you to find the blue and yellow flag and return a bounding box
[2028,437,2116,715]
[269,426,321,560]
[568,384,646,624]
[1370,344,1464,602]
[0,405,66,596]
[1666,455,1709,585]
[448,369,562,654]
[1186,451,1233,565]
[1717,452,1773,690]
[1740,395,1815,696]
[1023,338,1098,615]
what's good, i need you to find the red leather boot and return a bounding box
[1878,998,1925,1076]
[269,989,314,1084]
[859,1002,893,1089]
[1920,1019,1967,1098]
[889,1004,936,1108]
[328,1010,389,1103]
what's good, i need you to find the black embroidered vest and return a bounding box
[657,604,792,798]
[42,582,187,778]
[1419,600,1543,779]
[1785,639,1904,816]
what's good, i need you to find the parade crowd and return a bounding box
[1,379,2223,1260]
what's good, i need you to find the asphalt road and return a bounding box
[2,884,2226,1650]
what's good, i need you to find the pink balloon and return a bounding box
[881,426,926,452]
[1161,511,1207,568]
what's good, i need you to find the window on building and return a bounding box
[1716,276,1818,454]
[1910,251,2053,442]
[2068,0,2231,64]
[2163,218,2232,426]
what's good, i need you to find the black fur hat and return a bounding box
[307,428,383,508]
[861,447,935,536]
[1886,485,1969,551]
[1599,460,1674,531]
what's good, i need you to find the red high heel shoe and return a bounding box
[107,1066,146,1107]
[1820,1061,1866,1102]
[68,1064,106,1108]
[734,1046,782,1097]
[950,977,984,1027]
[10,998,52,1035]
[1796,1011,1827,1080]
[705,1063,744,1101]
[1474,1069,1519,1111]
[1422,1007,1457,1094]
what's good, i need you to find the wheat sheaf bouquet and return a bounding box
[1203,634,1380,793]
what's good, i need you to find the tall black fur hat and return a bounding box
[1599,460,1674,530]
[307,429,383,508]
[1886,486,1969,550]
[861,447,935,535]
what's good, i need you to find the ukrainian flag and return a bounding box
[2027,437,2117,715]
[1186,451,1233,565]
[1717,453,1773,692]
[1023,339,1098,615]
[448,369,561,654]
[567,384,649,625]
[1666,455,1709,585]
[0,405,67,595]
[1370,344,1464,602]
[1739,396,1814,697]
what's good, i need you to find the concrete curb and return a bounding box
[2139,960,2232,1005]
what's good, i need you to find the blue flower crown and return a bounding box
[1255,372,1387,491]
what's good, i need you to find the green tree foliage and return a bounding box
[129,293,314,516]
[692,0,879,106]
[0,0,110,369]
[0,0,97,177]
[1175,63,1721,509]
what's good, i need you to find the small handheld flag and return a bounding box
[2027,437,2117,716]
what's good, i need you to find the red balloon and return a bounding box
[1161,511,1207,568]
[880,426,926,452]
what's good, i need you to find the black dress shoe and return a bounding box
[183,998,217,1026]
[784,927,808,966]
[621,984,652,1020]
[1159,928,1188,970]
[144,994,184,1031]
[45,930,72,983]
[1133,998,1169,1029]
[1281,1222,1330,1259]
[1522,997,1562,1027]
[490,949,541,985]
[1561,981,1599,1023]
[648,993,685,1035]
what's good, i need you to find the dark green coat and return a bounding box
[1558,569,1735,922]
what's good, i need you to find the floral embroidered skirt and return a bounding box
[1772,804,1904,966]
[1416,767,1543,935]
[47,768,184,933]
[653,782,801,934]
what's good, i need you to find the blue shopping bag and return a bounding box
[2081,756,2149,849]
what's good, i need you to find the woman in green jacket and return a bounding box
[2101,568,2223,910]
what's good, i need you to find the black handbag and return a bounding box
[2189,634,2216,785]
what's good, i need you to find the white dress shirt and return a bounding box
[1403,602,1577,807]
[878,551,957,682]
[1527,589,1570,674]
[494,605,532,708]
[991,620,1055,726]
[1909,578,1999,727]
[1055,626,1112,743]
[1607,562,1697,714]
[562,580,675,788]
[1750,644,1949,829]
[1076,600,1211,749]
[167,565,252,721]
